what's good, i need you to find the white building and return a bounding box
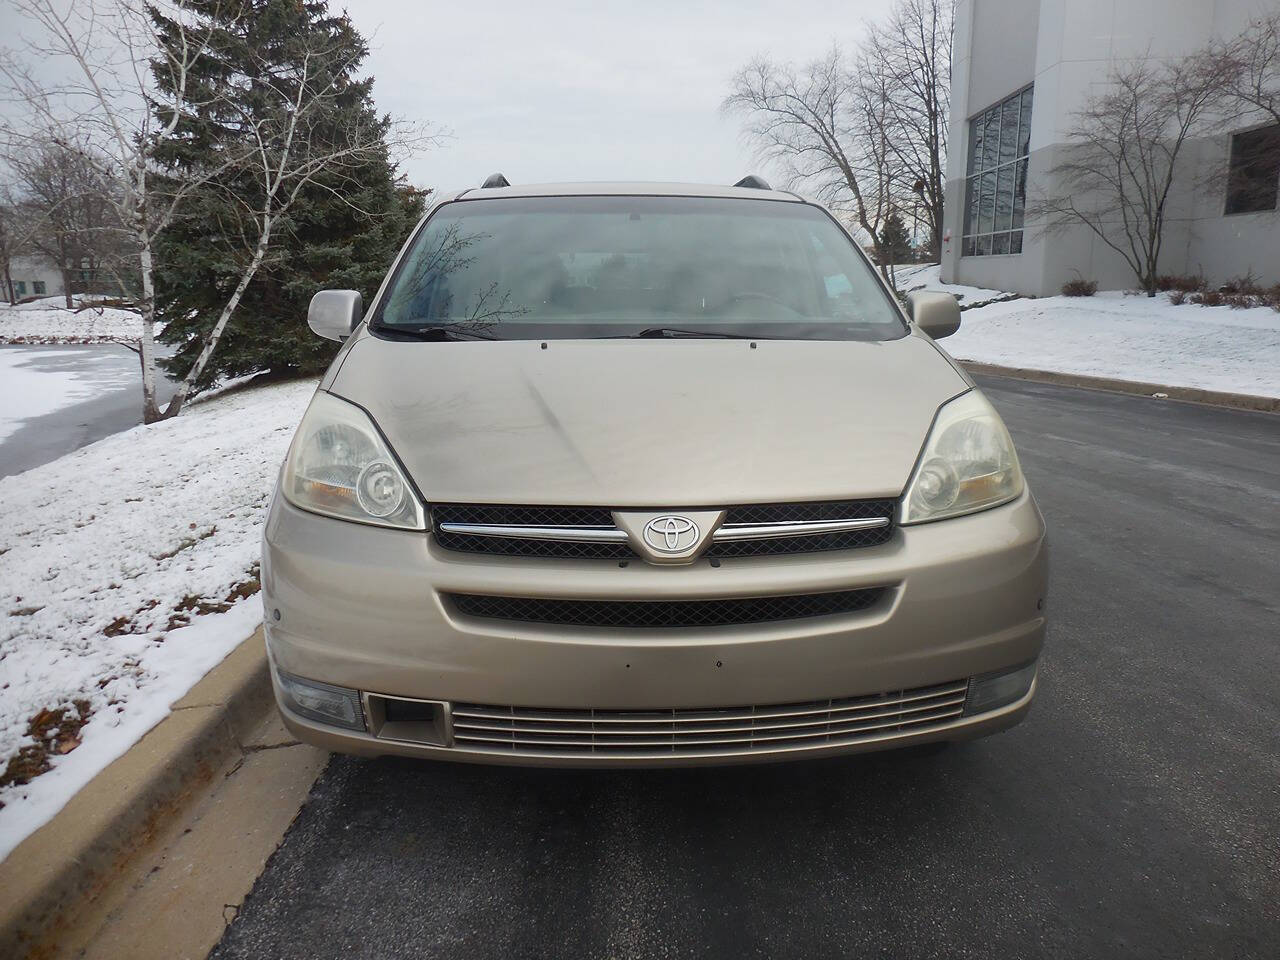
[941,0,1280,296]
[6,255,64,300]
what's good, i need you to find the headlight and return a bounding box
[901,390,1024,524]
[282,390,425,530]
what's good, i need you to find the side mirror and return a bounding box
[308,290,363,342]
[906,291,961,340]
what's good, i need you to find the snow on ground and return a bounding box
[0,378,316,860]
[0,296,145,344]
[893,262,1013,308]
[898,264,1280,398]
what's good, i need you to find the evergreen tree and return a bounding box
[879,211,914,266]
[152,0,425,390]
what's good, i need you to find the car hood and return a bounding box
[328,332,969,505]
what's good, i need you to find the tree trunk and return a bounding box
[137,242,163,424]
[161,228,272,419]
[62,267,74,308]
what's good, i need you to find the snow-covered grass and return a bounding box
[0,378,316,860]
[893,262,1014,309]
[898,264,1280,398]
[0,296,144,344]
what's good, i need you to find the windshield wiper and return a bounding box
[373,323,502,341]
[624,326,760,339]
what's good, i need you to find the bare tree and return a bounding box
[860,0,953,258]
[0,0,246,421]
[1215,11,1280,126]
[724,48,898,275]
[6,136,121,307]
[852,58,909,283]
[1033,57,1228,296]
[0,188,37,304]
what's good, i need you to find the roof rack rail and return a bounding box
[734,175,772,190]
[481,173,510,188]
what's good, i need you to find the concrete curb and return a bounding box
[0,628,272,958]
[959,361,1280,414]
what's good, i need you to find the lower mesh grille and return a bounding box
[446,588,886,629]
[451,680,968,757]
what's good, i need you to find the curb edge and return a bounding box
[959,361,1280,413]
[0,628,272,957]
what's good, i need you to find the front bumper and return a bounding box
[262,490,1048,766]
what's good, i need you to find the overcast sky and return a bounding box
[348,0,896,191]
[0,0,896,190]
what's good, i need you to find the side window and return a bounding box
[14,281,26,296]
[1225,124,1280,215]
[33,281,47,295]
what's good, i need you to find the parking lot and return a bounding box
[211,377,1280,960]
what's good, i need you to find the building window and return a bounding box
[14,281,26,296]
[962,85,1033,257]
[1225,124,1280,215]
[33,281,46,295]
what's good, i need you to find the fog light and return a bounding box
[276,670,365,730]
[964,661,1037,715]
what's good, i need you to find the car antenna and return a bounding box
[733,175,772,190]
[481,173,510,188]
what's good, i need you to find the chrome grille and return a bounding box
[451,680,968,757]
[446,588,886,629]
[432,504,633,560]
[431,499,895,560]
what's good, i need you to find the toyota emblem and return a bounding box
[642,515,700,553]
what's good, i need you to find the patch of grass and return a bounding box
[150,525,217,562]
[0,700,93,794]
[103,599,160,637]
[164,573,262,631]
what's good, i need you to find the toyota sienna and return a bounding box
[262,177,1048,766]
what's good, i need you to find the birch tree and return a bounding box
[0,0,244,421]
[159,30,432,416]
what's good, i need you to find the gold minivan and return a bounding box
[263,178,1048,767]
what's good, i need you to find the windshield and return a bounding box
[372,195,907,341]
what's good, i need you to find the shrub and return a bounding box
[1062,278,1098,297]
[1223,293,1255,309]
[1191,290,1224,307]
[1168,290,1187,306]
[1219,271,1262,296]
[1156,273,1207,293]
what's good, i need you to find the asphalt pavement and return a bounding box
[211,376,1280,960]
